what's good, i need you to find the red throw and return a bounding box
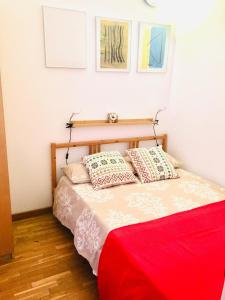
[98,200,225,300]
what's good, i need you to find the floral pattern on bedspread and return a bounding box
[53,183,74,228]
[171,196,198,211]
[126,193,168,217]
[145,181,170,191]
[74,208,101,255]
[54,169,225,275]
[73,184,114,203]
[105,210,139,229]
[180,181,221,200]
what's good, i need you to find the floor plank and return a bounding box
[0,214,98,299]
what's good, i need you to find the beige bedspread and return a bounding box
[53,169,225,275]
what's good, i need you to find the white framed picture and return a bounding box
[138,23,171,73]
[43,6,87,68]
[96,17,132,72]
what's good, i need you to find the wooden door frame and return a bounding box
[0,75,13,257]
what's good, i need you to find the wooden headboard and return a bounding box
[51,134,167,203]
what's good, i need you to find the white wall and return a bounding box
[0,0,173,213]
[167,0,225,187]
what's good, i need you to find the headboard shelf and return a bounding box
[71,118,155,127]
[51,134,167,203]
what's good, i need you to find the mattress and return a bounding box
[53,169,225,275]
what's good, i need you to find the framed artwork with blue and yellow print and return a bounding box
[138,23,171,72]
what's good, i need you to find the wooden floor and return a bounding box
[0,214,99,300]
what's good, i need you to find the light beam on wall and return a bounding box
[155,0,215,35]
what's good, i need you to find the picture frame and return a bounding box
[137,23,171,73]
[96,17,132,72]
[43,6,87,69]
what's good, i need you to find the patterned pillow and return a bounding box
[125,153,181,169]
[83,151,138,190]
[126,146,179,183]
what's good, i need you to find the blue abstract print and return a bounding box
[149,27,167,68]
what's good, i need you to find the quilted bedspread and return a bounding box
[54,169,225,275]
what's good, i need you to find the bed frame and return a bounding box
[51,134,167,203]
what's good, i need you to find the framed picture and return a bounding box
[43,6,87,68]
[96,17,132,72]
[138,23,171,73]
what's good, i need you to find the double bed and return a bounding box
[51,134,225,299]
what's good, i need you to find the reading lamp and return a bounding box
[153,107,167,146]
[65,112,81,164]
[144,0,158,7]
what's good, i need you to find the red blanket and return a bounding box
[98,200,225,300]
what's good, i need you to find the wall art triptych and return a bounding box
[42,7,171,73]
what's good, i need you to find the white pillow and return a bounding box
[165,153,182,169]
[62,163,90,184]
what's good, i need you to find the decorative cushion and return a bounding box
[126,146,179,183]
[125,153,182,169]
[63,159,136,184]
[83,151,138,190]
[62,163,90,184]
[124,156,137,173]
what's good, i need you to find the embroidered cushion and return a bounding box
[126,146,179,183]
[83,151,138,190]
[125,153,182,169]
[63,159,136,184]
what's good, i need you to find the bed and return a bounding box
[51,134,225,299]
